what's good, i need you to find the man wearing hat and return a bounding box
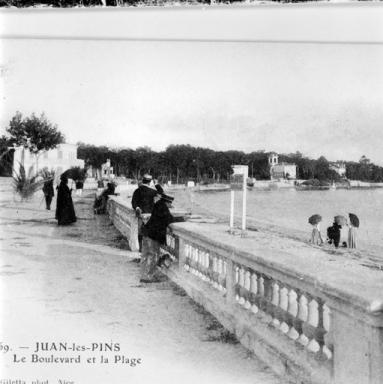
[131,174,159,251]
[140,192,183,283]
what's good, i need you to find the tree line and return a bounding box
[1,111,383,183]
[77,143,383,183]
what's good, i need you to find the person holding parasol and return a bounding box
[308,214,324,245]
[348,213,359,248]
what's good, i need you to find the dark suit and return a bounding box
[140,199,183,281]
[143,200,180,245]
[131,184,158,251]
[42,180,54,210]
[131,184,158,214]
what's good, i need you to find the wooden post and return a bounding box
[230,190,235,233]
[242,166,248,234]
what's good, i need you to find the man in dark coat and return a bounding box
[55,174,76,226]
[132,174,158,214]
[131,174,159,251]
[42,179,54,210]
[140,193,184,283]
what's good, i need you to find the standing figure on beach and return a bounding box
[310,223,324,245]
[131,174,159,252]
[348,213,359,249]
[140,193,183,283]
[308,214,324,246]
[42,178,54,210]
[55,174,76,226]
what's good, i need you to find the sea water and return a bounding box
[188,188,383,247]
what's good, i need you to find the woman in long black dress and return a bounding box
[55,174,76,226]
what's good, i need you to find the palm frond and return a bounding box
[12,163,46,200]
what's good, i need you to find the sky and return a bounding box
[1,5,383,163]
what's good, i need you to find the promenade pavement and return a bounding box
[0,186,282,384]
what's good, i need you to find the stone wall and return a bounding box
[107,197,383,384]
[107,196,139,251]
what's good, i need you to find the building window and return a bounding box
[58,151,63,159]
[43,152,48,159]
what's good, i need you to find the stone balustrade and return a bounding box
[107,197,383,384]
[107,196,139,251]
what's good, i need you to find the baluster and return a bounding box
[322,304,333,359]
[278,285,289,333]
[197,248,201,277]
[244,270,251,309]
[271,282,281,327]
[235,265,240,302]
[238,268,245,305]
[221,259,227,292]
[314,298,328,360]
[297,294,309,346]
[184,243,190,271]
[287,289,299,340]
[293,290,305,346]
[200,250,205,280]
[217,258,223,291]
[208,253,213,283]
[260,274,273,318]
[201,250,206,280]
[212,256,218,287]
[205,252,210,282]
[304,295,319,352]
[194,246,198,275]
[250,272,259,313]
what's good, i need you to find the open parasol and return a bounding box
[308,214,322,225]
[334,215,347,226]
[349,213,360,228]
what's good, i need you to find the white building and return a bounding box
[101,158,115,180]
[13,143,84,179]
[268,152,297,180]
[329,161,346,177]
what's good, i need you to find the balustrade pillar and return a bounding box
[225,257,235,305]
[178,237,187,272]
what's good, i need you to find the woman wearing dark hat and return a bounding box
[140,192,183,283]
[55,174,76,226]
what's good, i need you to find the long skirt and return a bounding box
[310,228,323,245]
[348,226,357,248]
[140,236,161,281]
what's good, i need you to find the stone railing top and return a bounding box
[109,195,131,207]
[108,195,188,216]
[170,221,383,321]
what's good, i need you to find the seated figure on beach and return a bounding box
[327,222,342,248]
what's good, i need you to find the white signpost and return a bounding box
[230,165,249,235]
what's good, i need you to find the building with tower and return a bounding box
[268,152,297,180]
